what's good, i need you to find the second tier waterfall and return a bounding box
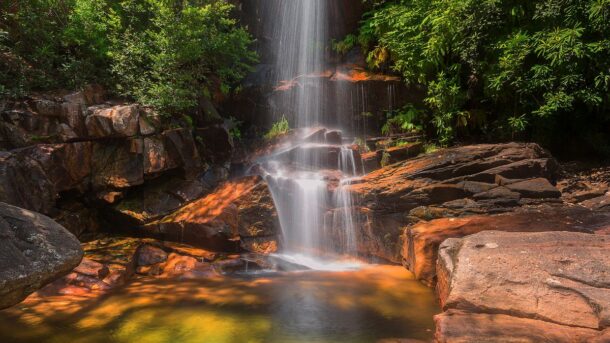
[253,0,363,267]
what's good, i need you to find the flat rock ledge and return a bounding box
[0,202,83,309]
[402,206,610,286]
[435,231,610,342]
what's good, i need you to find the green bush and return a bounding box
[265,116,290,141]
[0,0,256,117]
[347,0,610,155]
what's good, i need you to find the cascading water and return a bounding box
[255,0,362,268]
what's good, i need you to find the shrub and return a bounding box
[265,116,290,141]
[347,0,610,155]
[0,0,257,119]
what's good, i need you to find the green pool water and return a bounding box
[0,265,439,343]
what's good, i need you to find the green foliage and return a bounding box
[0,0,257,118]
[264,116,290,141]
[423,142,439,154]
[381,104,423,136]
[355,0,610,154]
[380,150,391,167]
[107,0,257,115]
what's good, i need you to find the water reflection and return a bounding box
[0,265,438,343]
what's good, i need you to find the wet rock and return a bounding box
[361,152,380,173]
[135,244,168,267]
[436,231,610,330]
[434,310,609,343]
[403,206,610,286]
[0,202,83,309]
[73,258,109,279]
[143,176,279,253]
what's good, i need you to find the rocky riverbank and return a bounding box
[1,102,609,341]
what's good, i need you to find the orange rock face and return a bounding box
[435,310,609,343]
[144,175,280,253]
[403,206,610,286]
[434,231,610,342]
[344,143,562,262]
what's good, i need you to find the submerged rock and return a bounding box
[434,230,610,341]
[0,202,83,309]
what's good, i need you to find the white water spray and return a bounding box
[256,0,362,269]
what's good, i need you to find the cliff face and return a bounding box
[0,86,234,239]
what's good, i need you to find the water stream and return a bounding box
[258,0,363,268]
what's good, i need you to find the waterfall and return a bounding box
[256,0,361,268]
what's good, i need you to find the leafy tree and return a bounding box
[0,0,257,118]
[347,0,610,155]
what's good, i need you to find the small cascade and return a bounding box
[257,128,362,267]
[339,146,358,176]
[255,0,365,268]
[332,178,358,255]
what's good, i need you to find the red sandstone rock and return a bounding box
[436,231,610,330]
[144,176,279,253]
[74,258,109,279]
[344,143,562,263]
[383,142,423,164]
[85,104,140,138]
[505,177,561,198]
[402,206,610,286]
[434,310,608,343]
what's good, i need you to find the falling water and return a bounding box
[255,0,363,268]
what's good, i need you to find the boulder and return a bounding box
[361,152,380,173]
[0,151,57,214]
[28,143,93,192]
[85,104,140,138]
[142,136,177,175]
[143,176,279,253]
[436,231,610,332]
[403,206,610,286]
[194,125,233,164]
[0,202,83,309]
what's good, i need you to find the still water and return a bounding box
[0,265,438,343]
